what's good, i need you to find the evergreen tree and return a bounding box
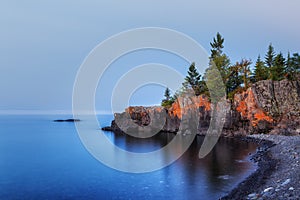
[270,52,285,80]
[161,87,175,108]
[159,34,300,106]
[292,53,300,67]
[210,32,224,58]
[265,43,275,68]
[253,55,268,81]
[285,52,293,80]
[286,53,300,80]
[226,59,251,99]
[199,77,208,96]
[203,63,226,103]
[208,32,230,95]
[183,62,202,96]
[226,62,242,95]
[292,53,300,77]
[239,59,252,88]
[164,87,171,101]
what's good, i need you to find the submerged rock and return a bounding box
[53,119,80,122]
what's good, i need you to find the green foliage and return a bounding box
[270,52,285,81]
[210,32,224,57]
[253,55,269,81]
[209,33,230,86]
[161,87,175,108]
[239,59,252,88]
[285,52,293,80]
[164,87,171,101]
[226,62,242,94]
[203,63,226,104]
[286,52,300,80]
[226,59,251,100]
[227,86,247,100]
[161,99,175,108]
[183,62,205,96]
[265,43,275,68]
[159,34,300,106]
[205,32,232,98]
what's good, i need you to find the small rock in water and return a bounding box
[263,187,273,193]
[281,178,291,186]
[54,118,80,122]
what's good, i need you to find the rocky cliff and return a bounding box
[102,80,300,136]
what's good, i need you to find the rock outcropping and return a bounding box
[102,80,300,136]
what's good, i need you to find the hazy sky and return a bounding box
[1,0,300,114]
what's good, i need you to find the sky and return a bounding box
[1,0,300,114]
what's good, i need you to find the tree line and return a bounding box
[161,33,300,107]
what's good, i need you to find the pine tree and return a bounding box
[239,59,252,88]
[226,59,251,98]
[164,87,171,101]
[203,63,226,103]
[270,52,285,81]
[285,52,293,80]
[286,53,300,80]
[292,53,300,67]
[161,87,174,108]
[210,32,224,58]
[253,55,268,81]
[265,43,275,68]
[208,32,230,95]
[226,62,242,95]
[292,53,300,79]
[183,62,202,96]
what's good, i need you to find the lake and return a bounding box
[0,115,257,199]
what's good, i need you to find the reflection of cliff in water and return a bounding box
[104,131,257,193]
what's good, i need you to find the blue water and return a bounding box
[0,115,257,199]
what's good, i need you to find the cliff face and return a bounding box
[103,80,300,135]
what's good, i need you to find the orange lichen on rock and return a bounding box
[198,95,211,111]
[253,110,273,126]
[236,101,247,117]
[170,100,182,118]
[169,95,211,119]
[234,88,273,127]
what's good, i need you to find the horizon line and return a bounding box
[0,110,114,115]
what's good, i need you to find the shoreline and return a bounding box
[221,134,300,200]
[103,125,300,199]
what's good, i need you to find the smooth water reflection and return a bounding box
[0,115,257,200]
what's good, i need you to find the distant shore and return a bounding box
[221,134,300,200]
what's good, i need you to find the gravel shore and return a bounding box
[221,134,300,200]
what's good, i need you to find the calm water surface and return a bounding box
[0,115,257,199]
